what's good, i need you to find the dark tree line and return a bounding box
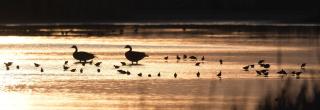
[0,0,319,22]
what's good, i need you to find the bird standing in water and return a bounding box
[196,71,200,78]
[71,45,95,63]
[124,45,148,64]
[217,71,222,79]
[174,73,177,78]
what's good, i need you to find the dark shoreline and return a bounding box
[0,22,320,36]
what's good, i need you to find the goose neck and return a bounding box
[74,47,78,53]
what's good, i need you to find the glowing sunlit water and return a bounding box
[0,32,319,110]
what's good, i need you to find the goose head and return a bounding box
[124,45,132,51]
[71,45,77,48]
[71,45,78,52]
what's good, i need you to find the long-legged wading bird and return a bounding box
[124,45,148,64]
[71,45,95,63]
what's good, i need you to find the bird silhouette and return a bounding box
[120,62,126,66]
[138,73,142,77]
[114,65,120,69]
[258,60,265,64]
[195,62,201,66]
[4,62,13,67]
[40,68,44,72]
[243,65,249,71]
[34,63,40,67]
[16,65,20,69]
[263,64,270,68]
[97,69,101,73]
[70,69,76,72]
[126,71,131,75]
[189,56,197,60]
[64,61,68,65]
[117,70,126,74]
[295,71,302,76]
[71,45,95,63]
[277,69,287,75]
[219,59,223,65]
[80,68,83,73]
[261,70,269,77]
[250,64,255,68]
[95,62,102,67]
[217,71,222,79]
[201,56,205,61]
[176,55,181,60]
[164,56,169,60]
[256,70,262,76]
[148,74,151,77]
[301,63,306,69]
[174,73,177,78]
[124,45,148,64]
[183,54,187,59]
[157,72,161,77]
[196,71,200,78]
[63,65,69,71]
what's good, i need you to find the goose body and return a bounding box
[124,45,148,64]
[71,45,95,62]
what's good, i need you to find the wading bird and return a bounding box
[71,45,95,63]
[124,45,148,64]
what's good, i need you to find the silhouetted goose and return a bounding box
[117,70,126,74]
[40,68,44,72]
[250,64,255,68]
[34,63,40,67]
[124,45,148,64]
[138,73,142,77]
[157,72,161,77]
[256,70,262,76]
[80,68,83,73]
[114,65,120,69]
[70,69,76,72]
[95,62,102,67]
[301,63,306,69]
[243,65,249,71]
[16,65,20,69]
[97,69,101,73]
[219,59,223,65]
[195,62,200,66]
[201,56,205,61]
[71,45,95,63]
[64,61,68,65]
[176,55,181,60]
[164,56,169,60]
[174,73,177,78]
[258,60,265,64]
[183,54,187,59]
[120,62,126,66]
[63,65,69,71]
[148,74,151,77]
[196,71,200,78]
[189,56,197,60]
[4,62,13,67]
[217,71,222,79]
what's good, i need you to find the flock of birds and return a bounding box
[241,60,306,79]
[3,45,308,80]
